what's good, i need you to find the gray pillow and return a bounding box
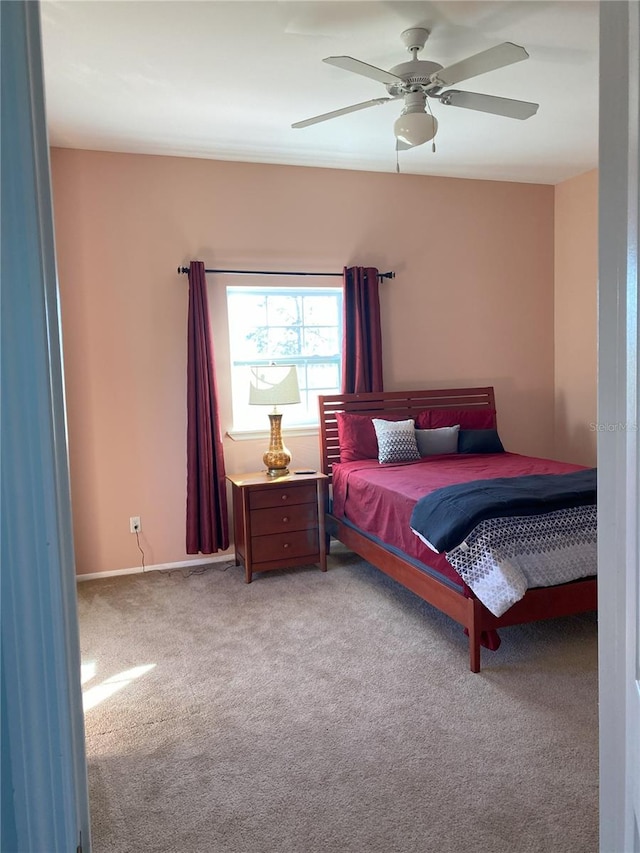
[372,418,420,464]
[415,425,460,457]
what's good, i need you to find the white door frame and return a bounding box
[598,2,640,851]
[0,2,91,850]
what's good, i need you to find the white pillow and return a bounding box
[415,425,460,457]
[372,418,420,464]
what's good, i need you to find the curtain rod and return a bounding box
[177,266,395,280]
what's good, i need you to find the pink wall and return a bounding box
[51,149,555,575]
[554,170,598,466]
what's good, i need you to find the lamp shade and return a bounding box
[249,364,300,407]
[393,112,438,146]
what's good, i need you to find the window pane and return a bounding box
[304,326,339,355]
[267,326,300,355]
[242,327,269,359]
[303,295,338,325]
[227,286,342,430]
[267,295,301,326]
[228,294,267,328]
[307,363,339,389]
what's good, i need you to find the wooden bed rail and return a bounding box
[318,386,496,481]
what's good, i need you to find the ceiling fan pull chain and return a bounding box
[425,98,437,154]
[396,147,400,173]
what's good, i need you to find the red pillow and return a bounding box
[416,407,496,430]
[335,411,411,462]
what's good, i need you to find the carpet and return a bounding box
[77,543,598,853]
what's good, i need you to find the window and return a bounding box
[227,285,343,431]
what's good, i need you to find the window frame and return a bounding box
[225,282,343,436]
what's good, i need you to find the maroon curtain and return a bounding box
[341,266,384,393]
[186,261,229,554]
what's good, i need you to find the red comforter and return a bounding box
[331,452,585,589]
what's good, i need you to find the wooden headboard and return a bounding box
[318,386,496,481]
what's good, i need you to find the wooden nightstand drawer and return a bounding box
[251,502,318,536]
[226,471,328,582]
[251,529,318,564]
[249,483,316,511]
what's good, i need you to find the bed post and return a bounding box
[468,599,483,673]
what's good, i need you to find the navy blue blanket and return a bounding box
[410,468,597,553]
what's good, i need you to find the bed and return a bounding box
[318,386,597,672]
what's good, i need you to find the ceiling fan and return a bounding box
[292,28,539,151]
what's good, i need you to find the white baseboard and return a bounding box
[76,552,235,581]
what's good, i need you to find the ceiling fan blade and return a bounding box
[430,42,530,88]
[291,97,394,129]
[439,90,539,119]
[323,55,404,86]
[396,139,414,151]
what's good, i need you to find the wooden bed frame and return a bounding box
[318,386,597,672]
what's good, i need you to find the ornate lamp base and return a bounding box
[263,412,292,477]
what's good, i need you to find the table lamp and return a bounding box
[249,364,301,477]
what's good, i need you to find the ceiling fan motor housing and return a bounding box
[386,60,444,96]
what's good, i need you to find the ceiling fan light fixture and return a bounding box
[394,111,438,146]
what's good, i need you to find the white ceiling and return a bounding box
[40,0,600,184]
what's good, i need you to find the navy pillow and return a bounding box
[458,429,505,454]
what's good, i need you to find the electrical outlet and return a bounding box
[130,516,141,534]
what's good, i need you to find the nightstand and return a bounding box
[226,471,328,583]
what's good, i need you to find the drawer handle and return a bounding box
[283,542,289,549]
[281,494,289,501]
[282,516,289,523]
